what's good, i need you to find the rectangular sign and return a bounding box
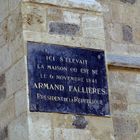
[27,42,110,116]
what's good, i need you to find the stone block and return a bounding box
[113,116,138,139]
[108,71,129,93]
[22,3,46,32]
[52,114,73,128]
[118,71,138,83]
[0,126,8,140]
[133,27,140,44]
[127,44,140,56]
[6,58,26,97]
[28,112,52,140]
[9,33,24,64]
[82,15,105,40]
[54,128,92,140]
[9,0,22,12]
[122,25,133,42]
[111,92,128,113]
[127,85,140,104]
[15,87,27,117]
[63,11,81,25]
[47,7,63,21]
[22,0,103,12]
[0,46,12,74]
[128,104,140,114]
[87,117,114,140]
[106,23,123,43]
[111,3,124,23]
[0,0,9,23]
[8,113,29,140]
[0,96,15,129]
[108,42,128,55]
[23,31,106,50]
[8,6,22,42]
[49,22,80,36]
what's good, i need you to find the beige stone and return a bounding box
[15,87,28,117]
[0,96,15,129]
[9,33,24,64]
[22,3,47,32]
[0,45,12,74]
[23,31,106,50]
[47,7,63,21]
[22,0,103,12]
[63,11,81,25]
[54,128,95,140]
[108,42,128,55]
[8,113,29,140]
[9,0,22,12]
[82,15,105,40]
[106,23,123,43]
[0,0,9,23]
[6,58,26,97]
[28,112,52,140]
[0,19,8,48]
[8,6,22,42]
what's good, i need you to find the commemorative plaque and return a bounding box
[27,42,110,116]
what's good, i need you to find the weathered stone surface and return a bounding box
[9,0,21,11]
[54,128,92,140]
[9,33,24,64]
[133,26,140,44]
[82,15,105,40]
[0,74,5,87]
[106,23,123,43]
[47,7,63,21]
[72,116,88,129]
[15,88,27,117]
[0,0,9,23]
[8,113,29,140]
[63,11,81,25]
[0,46,12,74]
[127,44,140,56]
[8,6,22,42]
[111,92,128,112]
[28,113,52,140]
[49,22,80,36]
[23,0,103,12]
[22,3,46,32]
[52,114,73,128]
[6,58,26,97]
[120,0,136,4]
[113,116,138,139]
[108,42,128,55]
[23,31,106,50]
[0,19,8,48]
[0,96,15,130]
[122,25,133,42]
[3,1,140,140]
[0,88,6,103]
[0,126,8,140]
[87,116,114,140]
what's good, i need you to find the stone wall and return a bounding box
[0,0,140,140]
[102,0,140,139]
[0,0,28,140]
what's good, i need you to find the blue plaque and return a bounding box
[27,42,110,116]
